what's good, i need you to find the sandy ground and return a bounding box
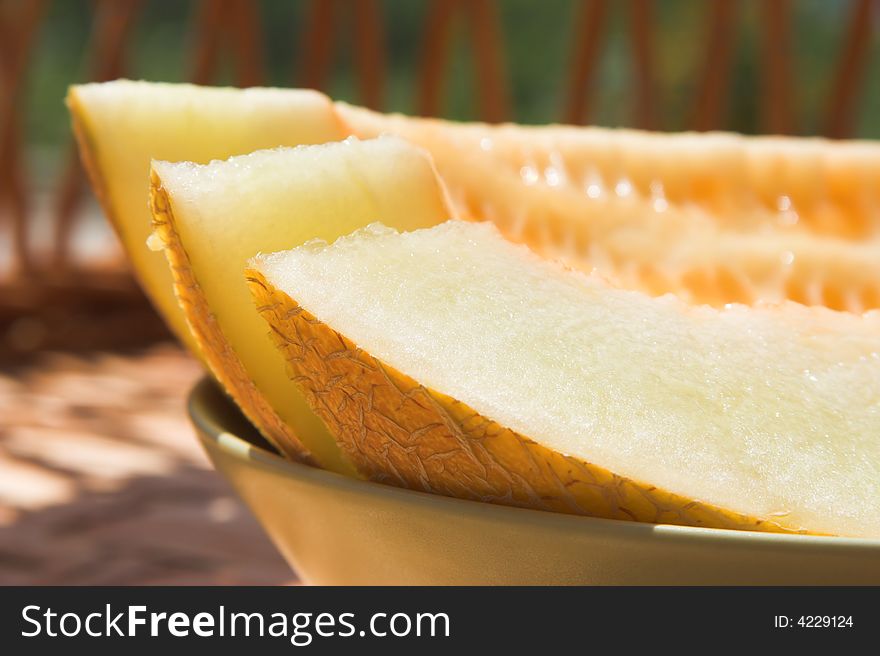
[0,344,295,585]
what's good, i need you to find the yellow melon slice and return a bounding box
[338,104,880,311]
[248,220,880,537]
[68,79,346,353]
[150,137,453,471]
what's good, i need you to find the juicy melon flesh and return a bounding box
[338,104,880,312]
[338,103,880,238]
[150,137,453,472]
[251,220,880,537]
[68,80,346,353]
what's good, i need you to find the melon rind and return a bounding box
[150,176,315,463]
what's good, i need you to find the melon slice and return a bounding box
[68,79,346,353]
[338,104,880,311]
[248,220,880,537]
[150,137,453,471]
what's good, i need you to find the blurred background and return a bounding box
[1,0,878,584]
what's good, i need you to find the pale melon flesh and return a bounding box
[150,137,453,472]
[68,80,346,353]
[251,220,880,537]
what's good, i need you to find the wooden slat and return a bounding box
[190,0,225,84]
[759,0,794,135]
[417,0,460,117]
[465,0,508,122]
[190,0,263,87]
[53,0,142,272]
[228,0,263,87]
[690,0,737,131]
[297,0,385,109]
[298,0,336,92]
[417,0,508,122]
[0,0,46,277]
[629,0,655,129]
[823,0,874,139]
[564,0,608,125]
[352,0,385,110]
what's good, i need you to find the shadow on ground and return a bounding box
[0,344,294,585]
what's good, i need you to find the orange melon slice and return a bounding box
[338,104,880,311]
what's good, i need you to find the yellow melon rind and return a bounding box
[150,172,316,464]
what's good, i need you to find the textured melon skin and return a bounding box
[247,269,805,535]
[151,177,315,463]
[338,104,880,312]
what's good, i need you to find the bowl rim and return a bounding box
[189,376,880,552]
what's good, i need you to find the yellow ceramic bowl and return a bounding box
[189,377,880,585]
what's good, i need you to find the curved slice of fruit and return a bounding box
[248,220,880,537]
[150,137,453,471]
[338,104,880,311]
[338,103,880,238]
[68,80,347,354]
